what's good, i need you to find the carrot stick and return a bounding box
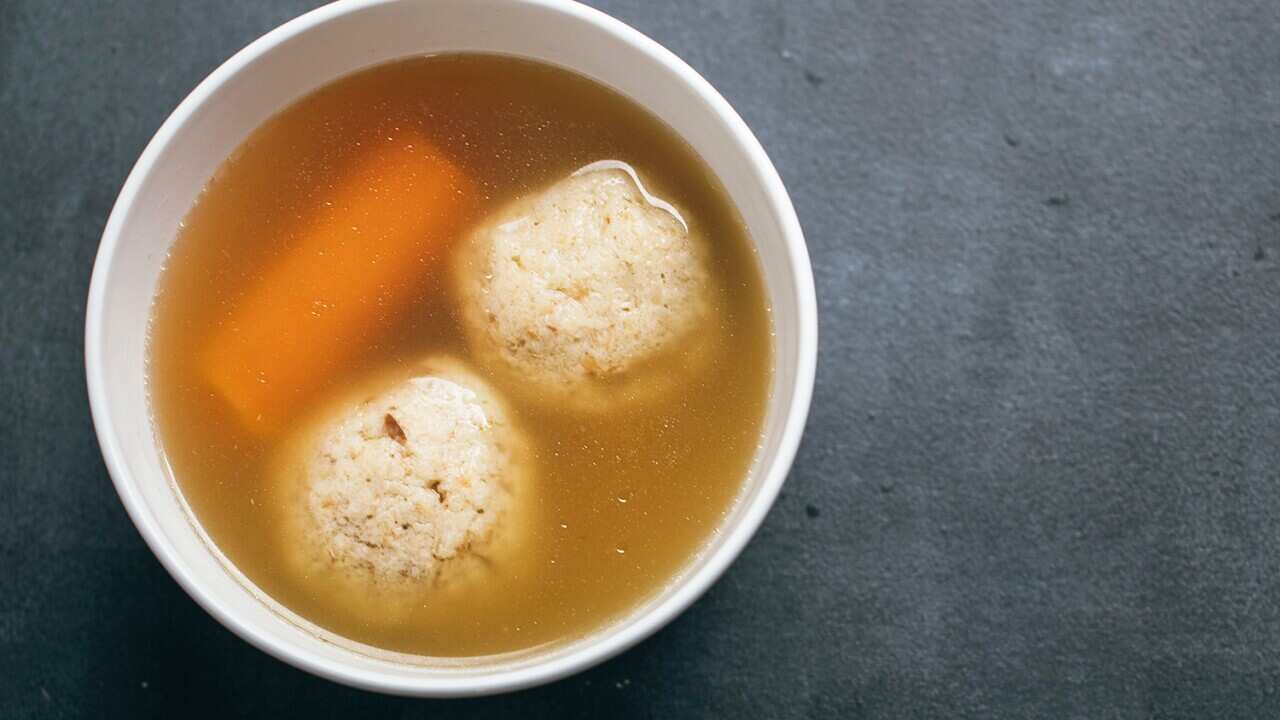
[201,130,475,436]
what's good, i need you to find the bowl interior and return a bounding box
[88,0,813,695]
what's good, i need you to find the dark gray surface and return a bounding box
[3,0,1280,717]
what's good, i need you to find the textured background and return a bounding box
[3,0,1280,717]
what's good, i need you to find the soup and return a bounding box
[148,54,771,657]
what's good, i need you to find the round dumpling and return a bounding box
[452,165,717,410]
[280,356,529,590]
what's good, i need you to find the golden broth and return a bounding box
[148,54,772,656]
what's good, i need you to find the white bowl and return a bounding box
[85,0,817,697]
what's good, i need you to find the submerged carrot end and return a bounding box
[201,130,476,436]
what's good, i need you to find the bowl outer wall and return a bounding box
[85,0,817,697]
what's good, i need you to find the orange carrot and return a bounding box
[201,130,475,436]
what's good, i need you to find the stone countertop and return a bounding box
[3,1,1280,717]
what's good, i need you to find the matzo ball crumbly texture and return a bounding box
[294,357,528,586]
[454,167,713,395]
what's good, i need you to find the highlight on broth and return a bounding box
[148,54,772,657]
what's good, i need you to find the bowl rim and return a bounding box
[85,0,817,697]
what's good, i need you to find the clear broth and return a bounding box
[149,54,772,656]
